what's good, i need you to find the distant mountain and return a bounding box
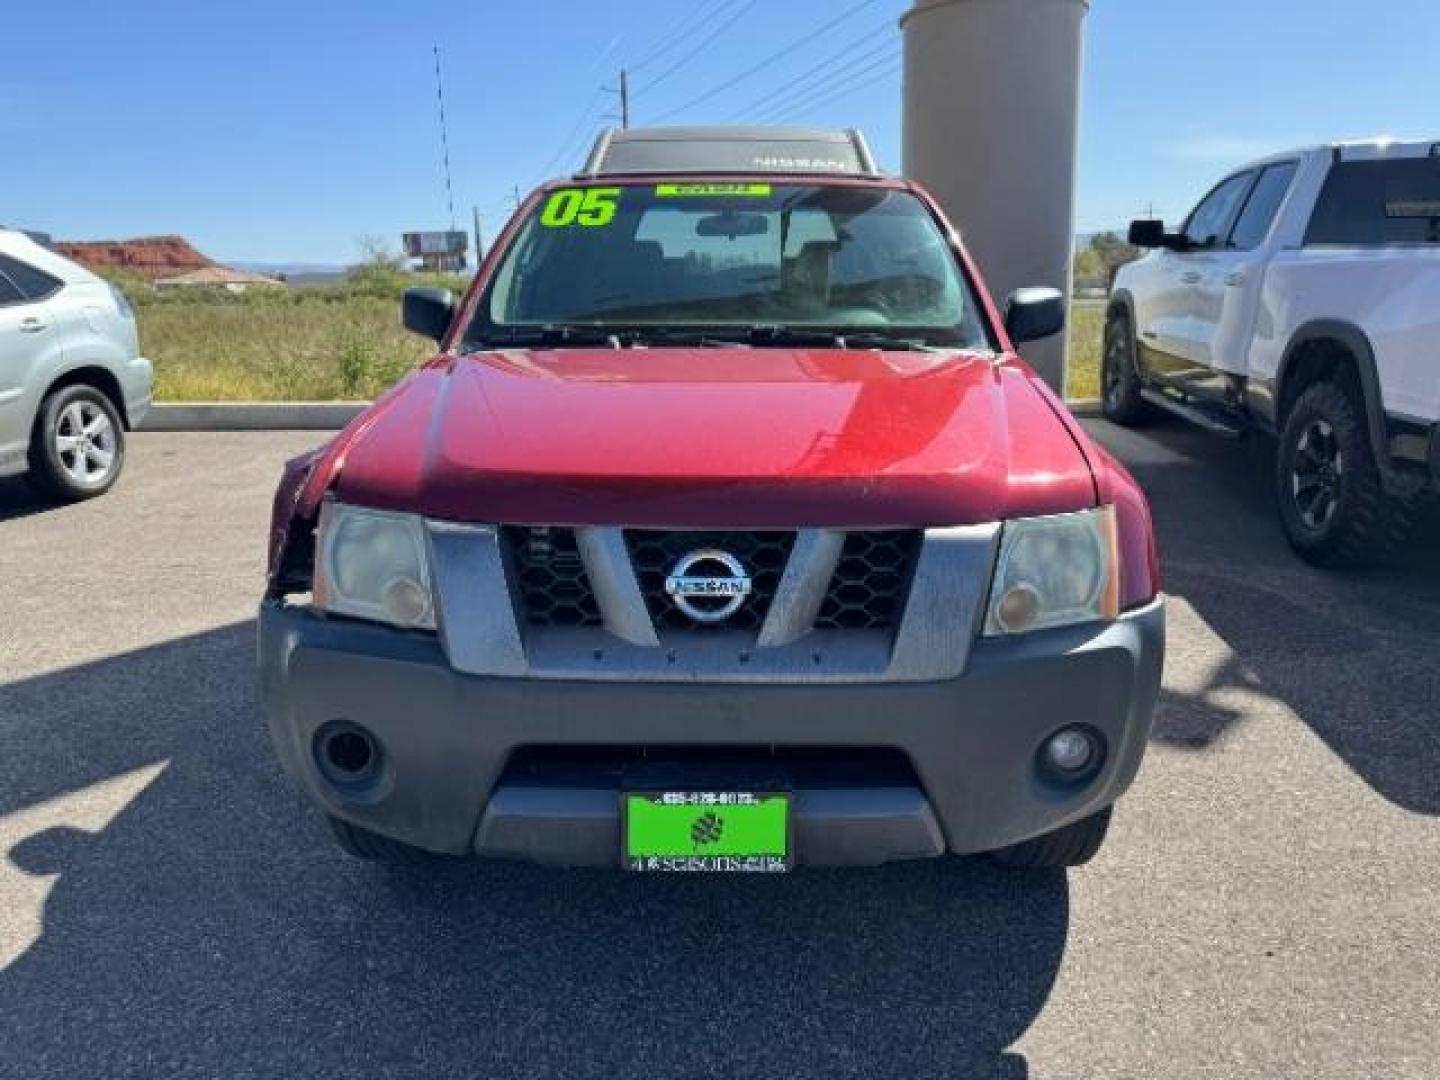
[55,235,214,278]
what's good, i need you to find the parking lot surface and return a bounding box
[1,422,1437,1079]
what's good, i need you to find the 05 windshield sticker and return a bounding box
[540,187,621,228]
[655,183,773,198]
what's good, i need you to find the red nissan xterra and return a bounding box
[261,127,1163,873]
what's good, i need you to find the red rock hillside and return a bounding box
[54,235,216,279]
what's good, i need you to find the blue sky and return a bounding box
[2,0,1437,264]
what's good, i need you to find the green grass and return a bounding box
[116,270,1106,403]
[111,267,466,402]
[1066,301,1104,402]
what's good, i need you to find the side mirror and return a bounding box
[1128,219,1167,247]
[402,287,456,342]
[1003,287,1066,345]
[1128,219,1190,251]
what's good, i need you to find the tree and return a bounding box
[1088,231,1141,289]
[354,234,405,272]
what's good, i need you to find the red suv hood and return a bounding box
[319,346,1096,528]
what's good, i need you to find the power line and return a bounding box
[526,86,607,187]
[635,0,759,98]
[649,0,883,124]
[627,0,727,75]
[754,56,902,125]
[749,47,901,125]
[727,32,895,123]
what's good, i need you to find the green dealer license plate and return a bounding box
[623,792,791,873]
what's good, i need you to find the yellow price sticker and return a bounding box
[655,183,773,198]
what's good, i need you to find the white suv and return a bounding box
[1106,138,1439,566]
[0,229,152,501]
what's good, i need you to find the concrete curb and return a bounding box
[138,402,369,432]
[137,398,1107,432]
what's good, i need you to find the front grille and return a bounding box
[502,526,919,636]
[626,530,795,632]
[502,527,603,628]
[815,531,922,631]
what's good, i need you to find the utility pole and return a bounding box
[605,68,631,129]
[472,205,484,265]
[433,45,456,232]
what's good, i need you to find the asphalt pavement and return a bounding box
[0,421,1436,1079]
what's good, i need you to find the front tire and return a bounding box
[326,816,441,865]
[1276,380,1421,568]
[1101,311,1150,425]
[989,806,1113,869]
[27,384,126,502]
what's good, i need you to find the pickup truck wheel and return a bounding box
[1277,380,1421,567]
[989,806,1112,869]
[1101,312,1150,425]
[27,384,126,502]
[326,816,441,865]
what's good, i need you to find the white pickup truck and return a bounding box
[1106,138,1439,566]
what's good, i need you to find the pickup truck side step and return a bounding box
[1140,388,1247,439]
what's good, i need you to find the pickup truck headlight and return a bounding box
[314,502,435,630]
[984,507,1119,636]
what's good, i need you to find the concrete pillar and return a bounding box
[902,0,1087,393]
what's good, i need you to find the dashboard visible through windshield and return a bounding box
[468,182,992,350]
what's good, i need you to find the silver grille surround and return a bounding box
[426,523,1001,684]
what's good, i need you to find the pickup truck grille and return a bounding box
[815,531,923,631]
[627,530,794,632]
[501,526,920,635]
[502,527,604,628]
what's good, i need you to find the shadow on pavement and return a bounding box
[0,477,55,523]
[0,623,1067,1079]
[1088,417,1440,815]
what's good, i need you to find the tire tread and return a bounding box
[1277,381,1424,568]
[990,806,1113,869]
[326,816,441,865]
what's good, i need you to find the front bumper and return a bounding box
[121,355,153,429]
[259,596,1165,866]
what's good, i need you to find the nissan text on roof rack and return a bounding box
[260,127,1164,874]
[1107,137,1440,566]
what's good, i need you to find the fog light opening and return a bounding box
[1039,726,1104,782]
[327,731,374,776]
[315,721,382,790]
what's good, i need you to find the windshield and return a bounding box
[468,182,992,349]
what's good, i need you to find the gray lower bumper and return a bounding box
[259,597,1165,865]
[477,785,945,867]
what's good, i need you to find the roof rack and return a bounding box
[578,126,881,179]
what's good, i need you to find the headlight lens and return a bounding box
[984,507,1119,636]
[315,502,435,629]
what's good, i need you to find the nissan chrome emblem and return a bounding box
[665,549,753,624]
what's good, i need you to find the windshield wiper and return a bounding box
[469,325,625,349]
[744,326,940,352]
[470,324,946,353]
[623,327,748,348]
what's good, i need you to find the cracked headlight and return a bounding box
[984,507,1119,636]
[315,502,435,629]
